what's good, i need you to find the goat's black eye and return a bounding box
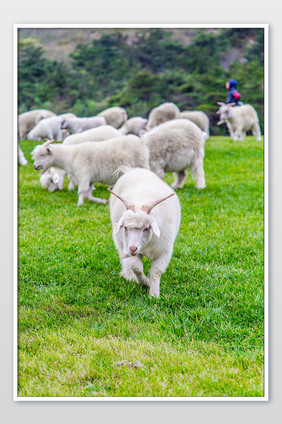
[124,227,128,231]
[143,227,149,232]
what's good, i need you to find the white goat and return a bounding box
[32,136,149,205]
[41,126,123,192]
[119,117,147,136]
[63,125,121,145]
[18,109,55,140]
[146,102,180,131]
[61,116,106,134]
[142,119,206,190]
[109,167,181,298]
[216,102,262,141]
[27,116,64,141]
[179,110,210,139]
[97,106,128,129]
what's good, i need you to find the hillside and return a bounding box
[17,27,264,135]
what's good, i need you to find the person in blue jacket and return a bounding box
[225,79,243,105]
[224,79,243,135]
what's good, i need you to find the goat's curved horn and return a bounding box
[217,102,225,106]
[107,188,136,212]
[141,193,175,215]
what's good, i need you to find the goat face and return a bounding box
[114,210,160,256]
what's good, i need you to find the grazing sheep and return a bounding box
[58,112,77,120]
[216,102,262,141]
[119,117,147,136]
[63,125,121,145]
[61,116,106,134]
[32,136,150,206]
[18,142,27,165]
[146,102,180,131]
[97,106,128,129]
[142,119,206,190]
[179,110,210,139]
[27,116,64,141]
[39,168,66,192]
[18,109,55,140]
[109,167,181,298]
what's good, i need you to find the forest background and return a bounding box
[17,27,264,135]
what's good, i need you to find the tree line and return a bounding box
[18,28,264,135]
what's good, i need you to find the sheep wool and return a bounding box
[32,135,150,206]
[146,102,180,130]
[119,117,147,136]
[179,110,210,139]
[18,109,55,140]
[98,106,128,129]
[217,103,261,141]
[142,118,206,190]
[27,116,64,141]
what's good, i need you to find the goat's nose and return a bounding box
[130,246,137,255]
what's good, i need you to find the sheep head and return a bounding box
[109,188,175,256]
[32,139,55,171]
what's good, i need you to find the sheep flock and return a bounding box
[18,101,262,297]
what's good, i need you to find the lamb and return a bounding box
[109,167,181,298]
[63,125,122,145]
[27,116,64,141]
[18,109,55,140]
[39,168,66,192]
[97,106,128,129]
[32,136,150,206]
[216,102,262,141]
[61,116,106,134]
[38,126,122,193]
[119,117,147,136]
[179,110,210,139]
[145,102,180,131]
[141,119,206,190]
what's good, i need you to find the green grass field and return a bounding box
[17,136,265,398]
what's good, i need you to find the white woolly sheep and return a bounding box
[145,102,180,131]
[216,102,262,141]
[18,142,27,166]
[58,112,77,120]
[39,168,66,192]
[97,106,128,129]
[179,110,210,139]
[61,116,107,134]
[32,136,150,206]
[18,109,55,140]
[119,117,147,136]
[38,126,123,193]
[63,125,122,145]
[27,116,64,141]
[109,167,181,298]
[142,119,206,190]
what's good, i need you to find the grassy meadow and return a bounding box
[17,136,265,398]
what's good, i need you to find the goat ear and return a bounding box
[113,219,124,235]
[46,146,53,154]
[151,219,160,237]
